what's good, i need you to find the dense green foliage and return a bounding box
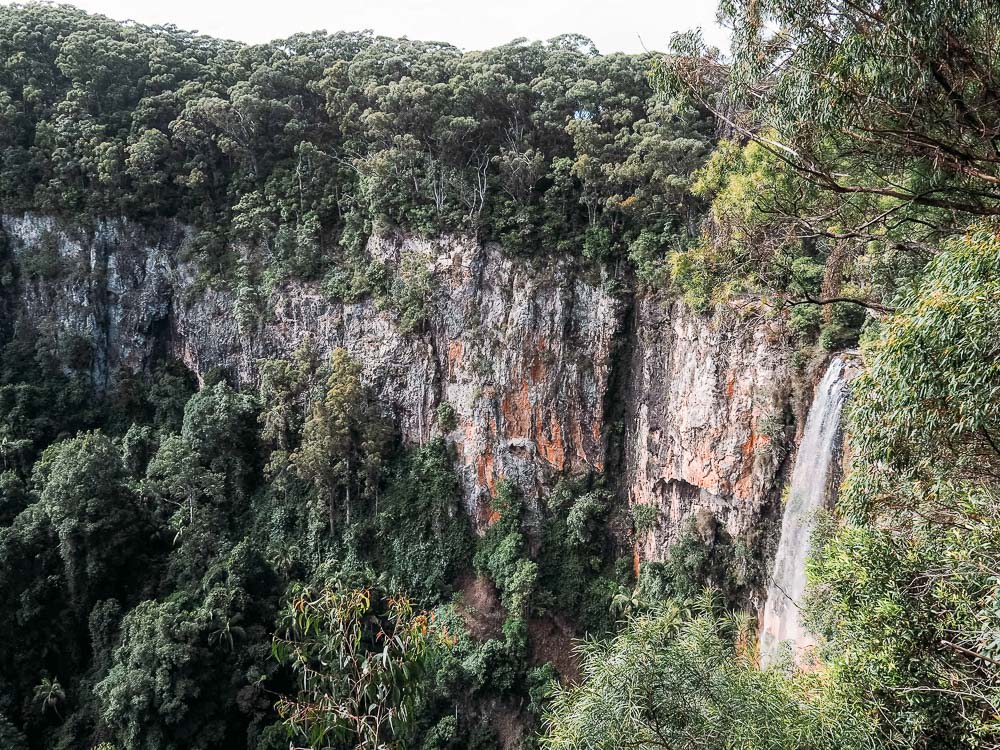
[2,1,999,749]
[804,225,1000,748]
[544,597,883,750]
[661,0,1000,327]
[545,2,1000,749]
[543,223,1000,747]
[0,2,713,289]
[0,322,627,749]
[634,519,759,610]
[377,437,472,604]
[272,587,441,749]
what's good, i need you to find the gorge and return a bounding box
[1,213,799,562]
[2,2,998,749]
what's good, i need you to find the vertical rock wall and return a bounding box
[1,213,798,548]
[622,295,797,562]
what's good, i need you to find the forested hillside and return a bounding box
[0,2,710,281]
[0,1,998,750]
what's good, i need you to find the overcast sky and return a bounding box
[20,0,729,54]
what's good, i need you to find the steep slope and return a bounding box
[2,213,798,563]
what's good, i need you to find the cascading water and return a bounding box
[759,356,851,667]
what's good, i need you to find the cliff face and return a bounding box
[623,296,796,560]
[1,213,796,558]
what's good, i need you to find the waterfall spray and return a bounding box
[759,356,852,667]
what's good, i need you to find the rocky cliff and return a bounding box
[1,213,799,568]
[623,296,798,562]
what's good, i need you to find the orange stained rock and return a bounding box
[591,413,602,443]
[569,415,595,467]
[500,379,532,436]
[529,358,544,384]
[740,422,771,460]
[528,336,548,383]
[476,449,497,497]
[734,423,770,500]
[682,452,716,494]
[447,340,464,376]
[570,416,583,458]
[535,411,566,468]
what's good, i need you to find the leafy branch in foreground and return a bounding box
[658,1,1000,314]
[803,222,1000,749]
[543,595,884,750]
[272,585,448,750]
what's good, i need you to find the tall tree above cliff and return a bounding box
[677,0,1000,220]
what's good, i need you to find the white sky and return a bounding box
[16,0,730,54]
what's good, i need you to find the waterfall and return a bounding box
[759,356,851,667]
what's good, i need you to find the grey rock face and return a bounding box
[1,213,797,554]
[2,215,180,386]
